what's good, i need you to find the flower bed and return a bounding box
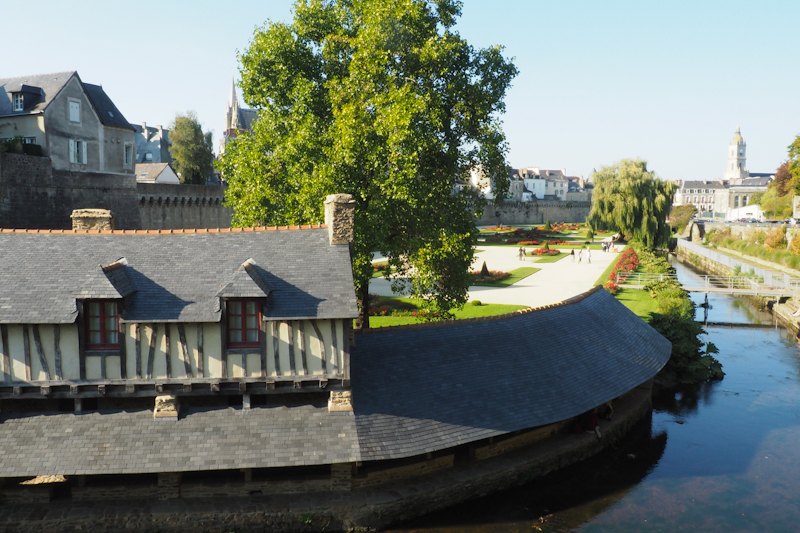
[608,248,639,286]
[470,269,511,283]
[529,248,560,256]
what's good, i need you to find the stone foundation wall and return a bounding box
[352,455,454,489]
[470,419,573,460]
[476,201,590,225]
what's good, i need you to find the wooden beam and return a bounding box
[0,325,10,381]
[272,321,280,376]
[220,303,228,378]
[22,325,31,381]
[99,354,107,380]
[118,321,127,380]
[177,324,192,377]
[164,324,172,378]
[32,326,51,381]
[259,313,267,378]
[146,324,157,379]
[330,320,339,374]
[311,321,327,375]
[287,321,296,376]
[196,324,204,377]
[298,320,308,376]
[53,324,63,380]
[135,323,142,379]
[77,301,86,380]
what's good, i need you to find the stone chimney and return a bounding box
[71,209,114,231]
[324,194,355,245]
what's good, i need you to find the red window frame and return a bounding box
[227,299,261,348]
[84,300,121,350]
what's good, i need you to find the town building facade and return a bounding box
[674,128,774,219]
[0,71,135,175]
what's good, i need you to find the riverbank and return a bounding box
[675,240,800,335]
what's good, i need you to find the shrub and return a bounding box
[470,269,510,283]
[603,280,619,294]
[764,226,787,250]
[471,300,482,306]
[544,220,552,230]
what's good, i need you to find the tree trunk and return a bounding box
[355,278,370,330]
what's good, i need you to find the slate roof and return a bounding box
[0,288,671,476]
[83,83,134,131]
[350,287,670,460]
[0,227,358,324]
[681,180,727,189]
[0,71,75,118]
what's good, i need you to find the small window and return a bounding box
[85,301,120,350]
[22,137,36,144]
[124,143,133,167]
[144,152,153,161]
[12,93,23,112]
[227,300,261,348]
[69,100,81,123]
[69,139,87,164]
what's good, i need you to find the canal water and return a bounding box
[387,257,800,532]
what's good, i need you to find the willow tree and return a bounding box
[587,159,676,249]
[218,0,517,328]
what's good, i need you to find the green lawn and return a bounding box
[613,288,657,322]
[475,241,603,250]
[371,261,390,278]
[532,252,568,263]
[471,266,539,287]
[365,298,529,328]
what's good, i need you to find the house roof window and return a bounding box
[85,300,120,350]
[12,93,23,112]
[227,299,261,348]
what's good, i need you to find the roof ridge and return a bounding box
[356,285,604,334]
[0,70,76,82]
[0,224,328,234]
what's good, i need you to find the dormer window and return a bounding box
[85,300,120,350]
[227,300,261,348]
[12,93,23,112]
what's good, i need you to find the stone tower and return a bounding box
[724,126,749,184]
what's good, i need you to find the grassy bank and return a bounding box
[364,296,529,327]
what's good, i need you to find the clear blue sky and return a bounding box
[5,1,799,182]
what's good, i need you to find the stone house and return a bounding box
[132,122,171,164]
[0,71,135,174]
[135,162,180,184]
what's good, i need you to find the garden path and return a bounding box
[369,244,622,309]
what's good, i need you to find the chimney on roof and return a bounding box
[71,209,114,231]
[324,194,355,245]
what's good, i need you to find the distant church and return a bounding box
[220,79,257,155]
[674,127,774,219]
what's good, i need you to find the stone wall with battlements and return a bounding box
[0,153,231,230]
[476,200,590,225]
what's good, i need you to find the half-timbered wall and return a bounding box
[0,319,347,384]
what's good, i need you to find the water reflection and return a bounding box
[386,257,800,532]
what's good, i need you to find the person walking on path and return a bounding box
[570,249,575,262]
[518,247,524,261]
[578,249,583,263]
[586,246,592,264]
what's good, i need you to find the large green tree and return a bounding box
[788,135,800,193]
[587,159,676,249]
[169,111,214,185]
[218,0,517,328]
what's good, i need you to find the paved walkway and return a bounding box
[370,243,623,309]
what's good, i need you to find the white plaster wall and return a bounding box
[5,325,27,380]
[61,324,80,379]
